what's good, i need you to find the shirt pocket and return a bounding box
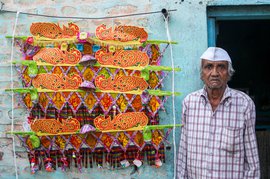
[220,127,243,153]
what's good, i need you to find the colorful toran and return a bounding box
[11,22,174,172]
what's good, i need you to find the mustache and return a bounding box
[209,78,220,80]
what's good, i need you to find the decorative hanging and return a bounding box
[95,75,148,92]
[33,48,81,65]
[32,73,82,90]
[6,22,181,174]
[95,49,149,68]
[30,117,80,134]
[94,112,148,131]
[30,22,79,39]
[95,24,148,42]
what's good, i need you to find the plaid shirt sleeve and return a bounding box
[177,98,188,179]
[243,99,260,179]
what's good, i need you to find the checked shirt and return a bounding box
[177,86,260,179]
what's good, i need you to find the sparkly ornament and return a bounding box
[79,80,96,91]
[60,155,69,171]
[133,158,142,167]
[108,46,116,52]
[26,37,34,44]
[92,45,100,52]
[79,32,88,40]
[120,159,130,168]
[80,124,96,134]
[61,43,68,51]
[30,157,39,174]
[29,135,40,149]
[155,158,162,168]
[76,44,84,52]
[79,54,96,66]
[72,152,76,158]
[78,32,90,42]
[44,158,53,172]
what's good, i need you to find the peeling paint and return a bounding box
[61,6,77,16]
[106,5,138,15]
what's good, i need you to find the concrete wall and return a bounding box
[0,0,269,178]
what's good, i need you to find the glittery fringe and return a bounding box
[27,144,165,171]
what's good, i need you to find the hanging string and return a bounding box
[0,8,177,20]
[10,11,20,179]
[162,11,177,179]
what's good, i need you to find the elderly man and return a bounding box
[177,47,260,178]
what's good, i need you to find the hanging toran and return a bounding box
[10,22,176,173]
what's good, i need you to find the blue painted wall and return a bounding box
[0,0,270,178]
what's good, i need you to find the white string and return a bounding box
[10,11,20,179]
[163,14,177,179]
[0,9,177,19]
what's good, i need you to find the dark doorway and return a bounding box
[216,20,270,127]
[215,19,270,179]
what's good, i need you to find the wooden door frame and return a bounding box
[207,5,270,46]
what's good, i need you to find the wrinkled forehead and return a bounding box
[201,59,229,66]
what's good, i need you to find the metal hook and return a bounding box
[0,2,4,11]
[161,8,169,21]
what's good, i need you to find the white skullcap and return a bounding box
[200,47,231,63]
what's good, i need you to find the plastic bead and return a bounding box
[109,45,116,52]
[92,45,100,52]
[76,44,84,52]
[61,43,68,51]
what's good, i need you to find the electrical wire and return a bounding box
[163,13,177,179]
[10,11,20,179]
[0,8,177,20]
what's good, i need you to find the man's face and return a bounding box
[201,59,229,90]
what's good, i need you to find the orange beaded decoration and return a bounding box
[95,24,148,42]
[95,75,148,92]
[32,73,82,91]
[30,117,80,134]
[95,49,149,67]
[94,112,148,131]
[33,48,81,65]
[30,22,79,39]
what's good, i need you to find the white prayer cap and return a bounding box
[200,47,231,63]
